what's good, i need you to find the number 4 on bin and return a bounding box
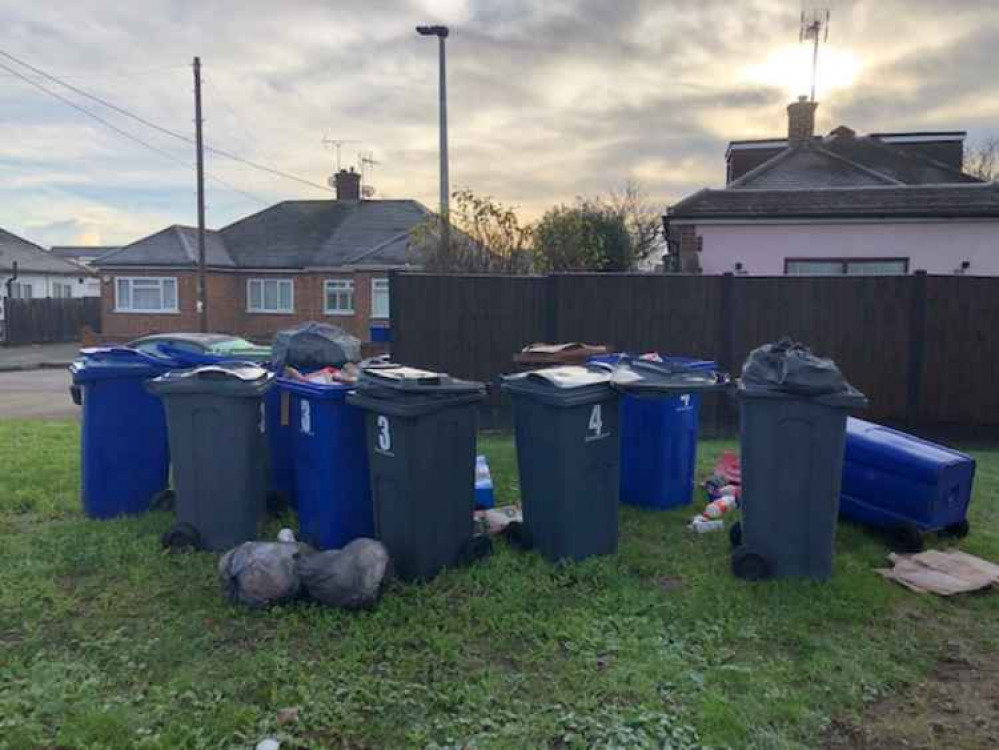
[376,415,394,456]
[586,404,609,443]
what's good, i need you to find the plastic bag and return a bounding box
[741,338,849,396]
[271,322,361,372]
[296,538,391,610]
[218,541,314,609]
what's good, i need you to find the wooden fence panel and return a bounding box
[391,272,999,429]
[3,296,101,346]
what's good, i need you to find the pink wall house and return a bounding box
[667,97,999,276]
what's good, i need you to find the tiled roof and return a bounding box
[669,183,999,220]
[0,229,94,275]
[96,200,430,270]
[728,145,895,189]
[50,245,120,260]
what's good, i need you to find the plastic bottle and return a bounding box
[688,517,724,533]
[703,495,739,519]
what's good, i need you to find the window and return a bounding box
[785,258,908,276]
[371,278,390,319]
[52,281,73,299]
[114,277,178,312]
[247,278,293,313]
[9,282,32,299]
[324,279,355,315]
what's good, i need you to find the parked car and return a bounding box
[128,333,271,363]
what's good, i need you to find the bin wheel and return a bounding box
[943,520,970,539]
[889,522,924,554]
[502,521,534,552]
[162,522,201,552]
[150,489,175,511]
[729,521,742,549]
[458,535,494,567]
[731,548,772,581]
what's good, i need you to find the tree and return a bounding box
[534,182,665,273]
[410,189,534,273]
[967,136,999,182]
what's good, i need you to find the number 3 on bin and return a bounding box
[376,415,392,454]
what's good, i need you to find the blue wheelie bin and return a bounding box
[70,347,178,519]
[591,354,718,509]
[278,377,373,550]
[840,417,975,550]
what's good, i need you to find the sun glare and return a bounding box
[746,44,861,100]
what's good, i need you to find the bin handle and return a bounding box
[70,385,82,406]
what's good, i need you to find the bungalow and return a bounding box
[94,169,429,342]
[667,97,999,275]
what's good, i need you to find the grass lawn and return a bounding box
[0,420,996,749]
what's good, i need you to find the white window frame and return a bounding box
[371,277,390,319]
[114,276,178,313]
[324,279,355,315]
[52,281,73,299]
[10,282,33,300]
[246,278,294,314]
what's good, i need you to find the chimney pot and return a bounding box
[787,97,818,142]
[334,168,361,201]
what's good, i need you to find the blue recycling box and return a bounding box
[591,354,717,510]
[840,417,975,534]
[70,347,177,519]
[279,378,373,550]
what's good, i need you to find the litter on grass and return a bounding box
[877,550,999,595]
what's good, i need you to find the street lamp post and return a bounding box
[416,24,450,259]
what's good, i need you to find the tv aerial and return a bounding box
[800,6,830,102]
[321,135,361,171]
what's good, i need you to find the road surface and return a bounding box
[0,369,77,421]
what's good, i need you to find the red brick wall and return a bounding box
[100,269,392,343]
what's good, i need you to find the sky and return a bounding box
[1,0,997,247]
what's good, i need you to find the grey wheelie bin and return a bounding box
[502,366,620,562]
[731,340,867,581]
[347,366,486,581]
[148,363,275,551]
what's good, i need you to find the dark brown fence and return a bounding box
[390,271,999,431]
[3,297,102,346]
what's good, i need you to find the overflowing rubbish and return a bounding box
[271,322,361,372]
[513,342,611,367]
[475,455,495,509]
[688,517,724,534]
[732,340,866,581]
[296,538,392,610]
[878,550,999,596]
[283,362,361,385]
[841,418,975,553]
[219,539,314,609]
[474,504,523,536]
[704,450,741,500]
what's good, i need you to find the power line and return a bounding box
[0,58,269,206]
[204,75,257,151]
[0,48,333,194]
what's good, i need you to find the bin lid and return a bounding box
[502,365,616,407]
[606,357,730,395]
[147,362,275,397]
[348,364,485,416]
[70,346,178,383]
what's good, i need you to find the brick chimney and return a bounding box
[787,96,818,141]
[334,167,361,201]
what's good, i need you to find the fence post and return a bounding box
[544,274,558,342]
[906,270,928,428]
[713,272,735,434]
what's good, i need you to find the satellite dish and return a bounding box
[362,185,376,198]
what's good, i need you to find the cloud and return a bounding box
[0,0,997,243]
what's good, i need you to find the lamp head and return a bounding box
[416,25,449,37]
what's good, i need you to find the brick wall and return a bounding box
[100,268,392,343]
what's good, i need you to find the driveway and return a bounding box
[0,342,80,372]
[0,369,77,421]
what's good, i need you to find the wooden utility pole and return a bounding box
[193,56,208,332]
